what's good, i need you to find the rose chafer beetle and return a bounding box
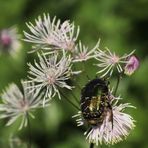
[80,78,113,126]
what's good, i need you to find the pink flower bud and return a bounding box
[124,55,139,76]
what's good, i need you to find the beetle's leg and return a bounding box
[108,103,113,129]
[110,108,113,129]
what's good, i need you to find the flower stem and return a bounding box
[71,90,80,104]
[114,73,121,96]
[74,80,82,91]
[27,113,31,148]
[82,61,90,80]
[59,90,80,110]
[90,143,94,148]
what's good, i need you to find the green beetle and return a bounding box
[81,78,113,126]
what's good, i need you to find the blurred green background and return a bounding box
[0,0,148,148]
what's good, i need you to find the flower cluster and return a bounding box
[24,14,139,77]
[24,14,100,62]
[0,13,139,147]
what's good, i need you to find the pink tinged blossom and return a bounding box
[124,55,139,76]
[72,39,100,62]
[95,48,135,78]
[27,52,79,106]
[23,14,79,53]
[0,27,21,56]
[0,81,48,130]
[0,30,12,47]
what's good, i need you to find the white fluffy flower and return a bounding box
[72,39,100,62]
[0,81,46,130]
[24,14,79,53]
[27,52,75,104]
[73,97,135,145]
[95,48,135,78]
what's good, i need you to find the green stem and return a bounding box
[114,73,121,96]
[90,143,94,148]
[82,61,85,72]
[71,91,80,104]
[59,90,80,110]
[74,80,82,91]
[82,61,90,80]
[27,113,31,148]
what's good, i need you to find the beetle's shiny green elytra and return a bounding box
[81,78,112,126]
